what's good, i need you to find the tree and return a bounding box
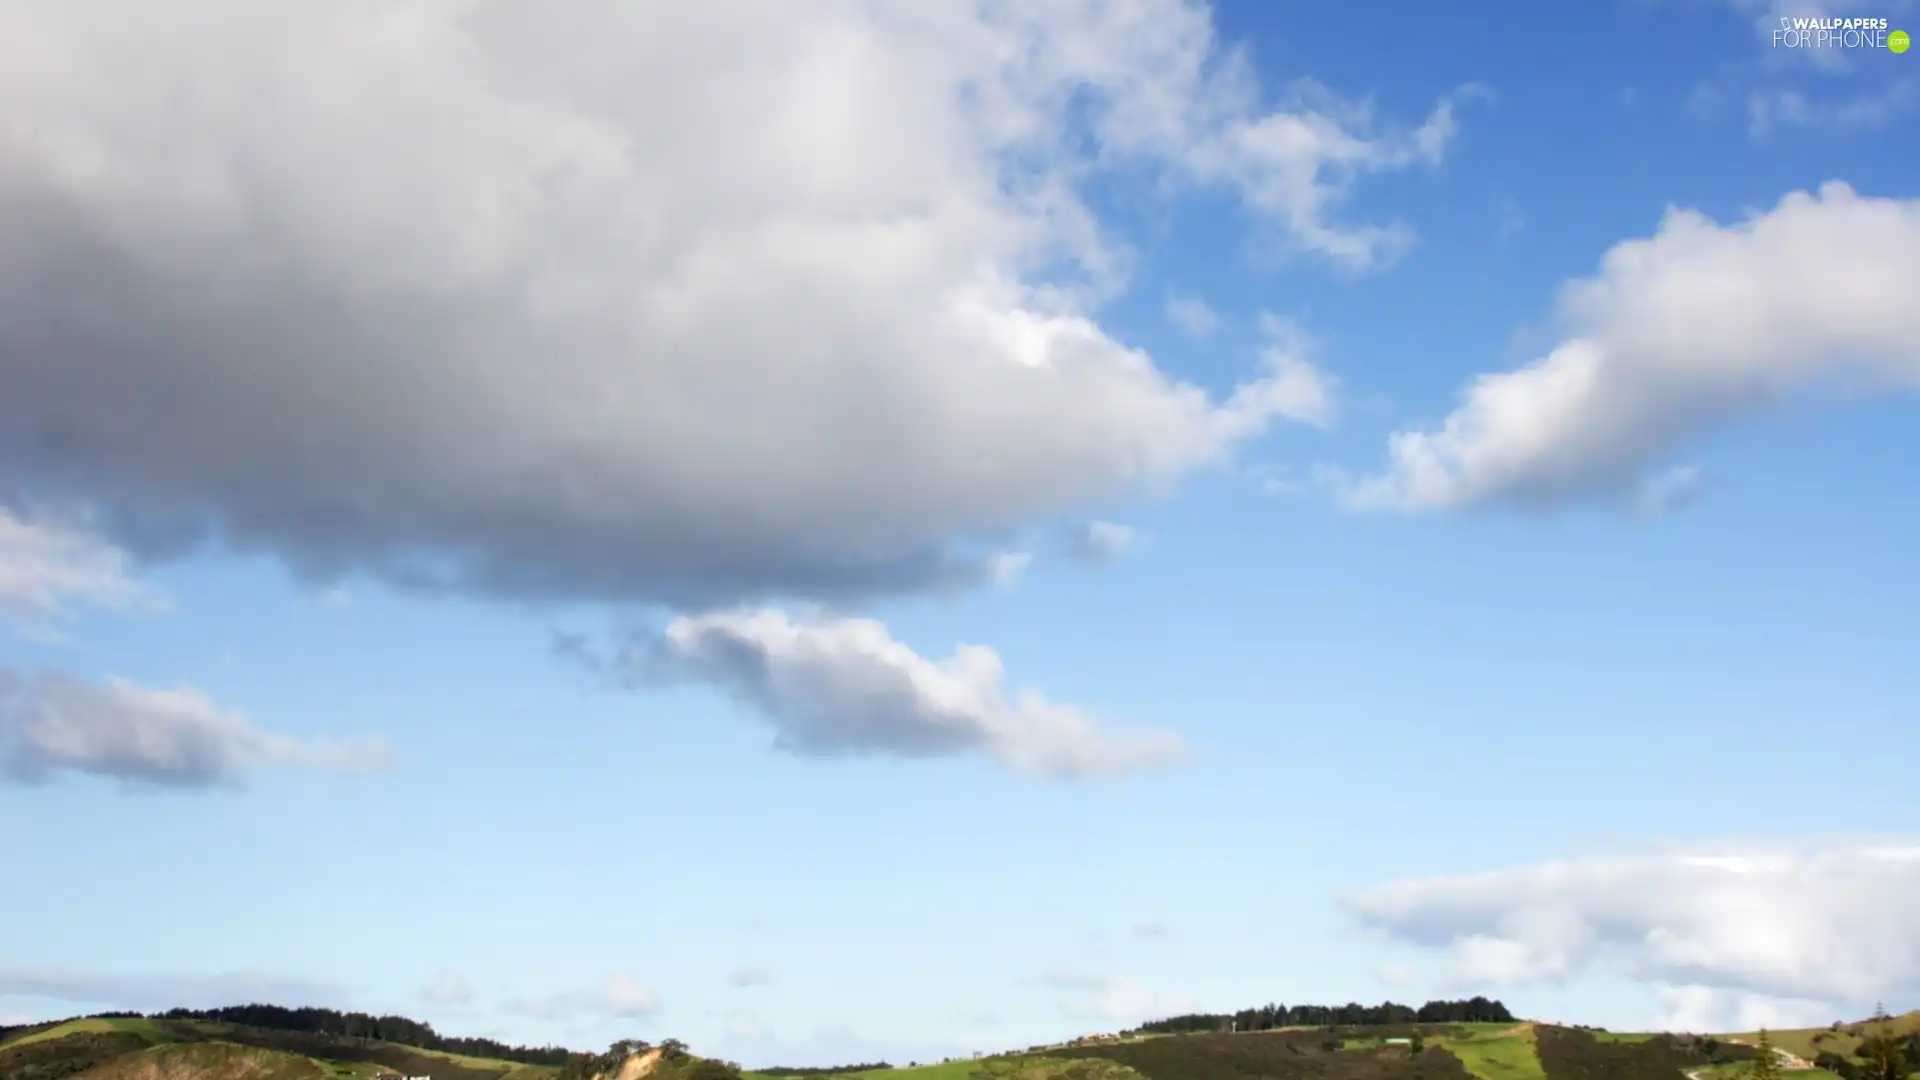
[1749,1030,1780,1080]
[1859,1006,1906,1080]
[1410,1035,1426,1055]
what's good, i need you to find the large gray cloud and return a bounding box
[0,667,389,788]
[1347,183,1920,511]
[596,608,1184,778]
[0,0,1462,607]
[1342,842,1920,1011]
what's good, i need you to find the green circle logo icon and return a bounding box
[1893,29,1912,53]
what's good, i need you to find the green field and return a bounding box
[1,1016,166,1049]
[1432,1024,1546,1080]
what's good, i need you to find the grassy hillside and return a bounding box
[7,1008,1917,1080]
[1043,1025,1475,1080]
[75,1041,328,1080]
[0,1016,558,1080]
[1429,1023,1544,1080]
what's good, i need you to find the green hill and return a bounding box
[745,1013,1915,1080]
[7,1006,1918,1080]
[0,1016,564,1080]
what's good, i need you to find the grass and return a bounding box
[79,1040,327,1080]
[1431,1024,1546,1080]
[2,1016,166,1049]
[1687,1067,1845,1080]
[403,1042,546,1070]
[830,1061,994,1080]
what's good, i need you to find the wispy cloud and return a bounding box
[1164,293,1222,338]
[420,970,475,1006]
[0,508,158,633]
[0,667,390,790]
[0,967,344,1011]
[1747,80,1916,136]
[1065,521,1139,566]
[506,975,661,1021]
[1040,971,1193,1025]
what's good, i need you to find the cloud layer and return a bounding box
[0,968,342,1011]
[0,667,390,788]
[0,0,1469,608]
[1350,183,1920,511]
[1343,842,1920,1011]
[605,609,1183,778]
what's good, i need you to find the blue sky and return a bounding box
[2,0,1917,1067]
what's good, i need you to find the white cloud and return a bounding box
[1043,972,1192,1025]
[985,551,1035,590]
[507,974,661,1021]
[1651,983,1834,1034]
[420,970,475,1006]
[0,0,1452,608]
[0,667,390,788]
[0,508,152,628]
[1184,80,1485,270]
[1343,842,1920,1010]
[0,967,343,1011]
[1165,293,1221,338]
[1255,314,1339,428]
[1748,81,1916,137]
[728,967,773,988]
[613,608,1184,779]
[1348,183,1920,511]
[1066,520,1138,565]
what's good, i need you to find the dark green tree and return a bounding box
[1858,1006,1907,1080]
[1749,1030,1780,1080]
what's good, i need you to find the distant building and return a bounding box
[1385,1039,1412,1046]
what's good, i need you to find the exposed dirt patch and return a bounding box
[594,1048,666,1080]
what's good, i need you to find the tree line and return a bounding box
[1130,997,1515,1035]
[757,1064,893,1075]
[148,1004,576,1066]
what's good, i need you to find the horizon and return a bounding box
[8,996,1890,1067]
[2,0,1916,1069]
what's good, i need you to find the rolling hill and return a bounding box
[0,1014,565,1080]
[5,1007,1917,1080]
